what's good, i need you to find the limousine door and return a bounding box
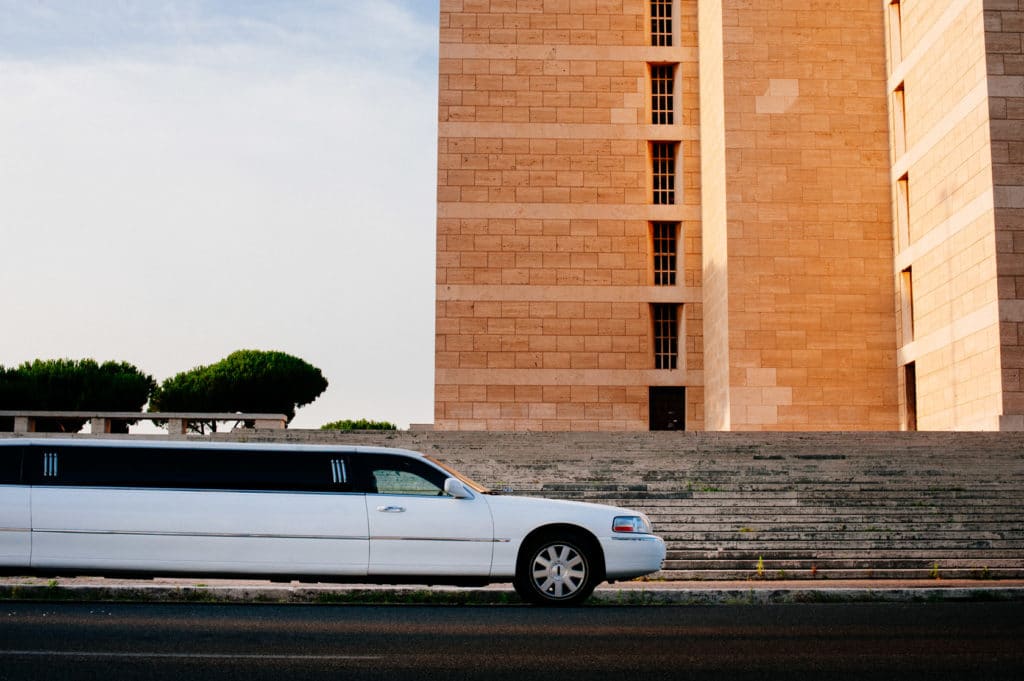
[0,445,30,568]
[357,454,494,576]
[28,445,369,576]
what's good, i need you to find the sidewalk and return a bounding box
[3,576,1023,605]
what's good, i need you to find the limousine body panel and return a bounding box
[365,493,494,576]
[31,487,369,575]
[0,486,30,568]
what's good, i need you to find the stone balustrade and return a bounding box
[0,411,287,435]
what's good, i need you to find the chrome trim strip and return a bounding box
[31,528,509,543]
[33,529,367,541]
[30,486,366,496]
[610,535,661,542]
[25,486,467,498]
[0,527,30,533]
[370,536,509,543]
[30,485,476,498]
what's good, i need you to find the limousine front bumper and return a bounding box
[601,534,666,580]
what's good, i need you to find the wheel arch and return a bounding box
[517,523,606,582]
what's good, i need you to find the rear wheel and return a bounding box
[513,532,599,606]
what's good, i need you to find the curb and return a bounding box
[3,581,1024,606]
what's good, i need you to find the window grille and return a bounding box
[652,304,680,370]
[651,64,675,125]
[331,458,347,484]
[651,0,672,47]
[651,142,677,205]
[43,451,58,477]
[652,222,678,286]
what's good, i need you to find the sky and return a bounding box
[0,0,441,429]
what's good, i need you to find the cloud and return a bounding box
[0,1,440,428]
[0,1,438,66]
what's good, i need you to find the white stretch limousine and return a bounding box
[0,439,664,605]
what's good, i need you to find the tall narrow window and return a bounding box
[651,142,677,205]
[896,173,910,251]
[904,362,917,431]
[652,222,679,285]
[900,267,914,345]
[650,0,672,47]
[652,303,680,369]
[651,64,675,125]
[889,1,903,66]
[892,83,907,158]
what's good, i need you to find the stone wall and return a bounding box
[986,0,1024,429]
[891,0,1003,430]
[435,0,704,431]
[707,0,897,429]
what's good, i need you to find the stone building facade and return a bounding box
[434,0,1024,432]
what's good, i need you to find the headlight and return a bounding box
[612,515,652,534]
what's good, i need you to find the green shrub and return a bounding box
[0,359,155,433]
[321,418,397,431]
[0,364,11,431]
[150,350,328,429]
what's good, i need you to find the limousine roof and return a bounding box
[0,438,429,459]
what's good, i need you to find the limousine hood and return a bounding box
[484,492,642,515]
[481,492,653,536]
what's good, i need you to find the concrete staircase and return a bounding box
[221,431,1024,581]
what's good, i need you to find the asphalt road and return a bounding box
[1,602,1023,680]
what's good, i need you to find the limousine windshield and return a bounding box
[424,455,491,494]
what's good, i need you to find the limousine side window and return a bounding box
[356,454,448,497]
[0,445,23,484]
[27,446,353,493]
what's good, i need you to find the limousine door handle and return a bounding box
[377,505,406,513]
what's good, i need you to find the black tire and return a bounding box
[513,532,599,606]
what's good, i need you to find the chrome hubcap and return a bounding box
[531,543,586,599]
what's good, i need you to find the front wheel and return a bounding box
[513,533,599,606]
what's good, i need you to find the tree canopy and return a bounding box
[0,359,156,433]
[149,350,328,425]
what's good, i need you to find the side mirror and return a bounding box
[444,478,473,499]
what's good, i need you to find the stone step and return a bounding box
[661,529,1024,539]
[667,544,1024,557]
[665,549,1024,560]
[601,500,1024,509]
[521,490,1024,501]
[649,514,1024,523]
[651,525,1024,536]
[661,546,1024,558]
[653,567,1024,580]
[639,502,1024,510]
[662,559,1024,570]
